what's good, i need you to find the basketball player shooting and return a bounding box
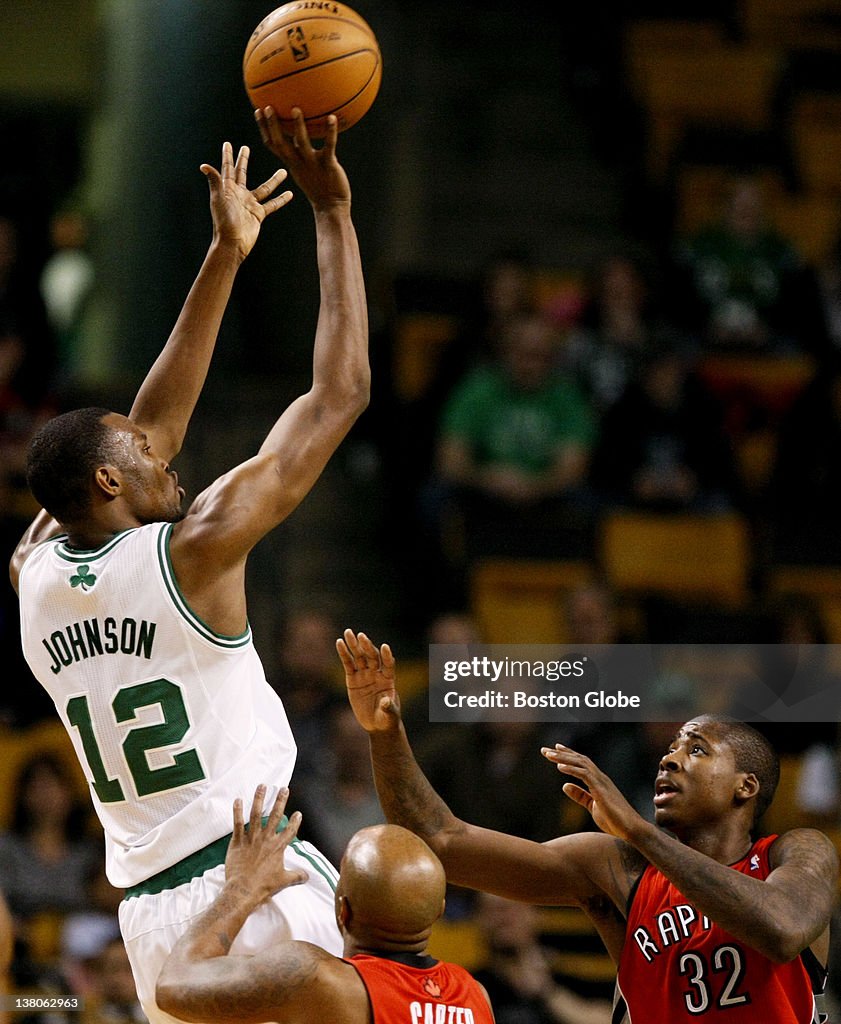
[340,629,839,1024]
[9,107,369,1024]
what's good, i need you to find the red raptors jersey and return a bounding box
[349,953,494,1024]
[616,835,826,1023]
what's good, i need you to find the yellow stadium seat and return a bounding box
[392,313,461,404]
[633,46,780,178]
[792,122,841,197]
[624,18,726,99]
[469,559,596,644]
[742,0,841,49]
[427,919,486,970]
[766,566,841,643]
[599,512,750,607]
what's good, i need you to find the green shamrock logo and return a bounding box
[69,565,97,591]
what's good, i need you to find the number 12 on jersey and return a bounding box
[66,678,206,801]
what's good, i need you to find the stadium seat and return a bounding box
[792,121,841,197]
[632,46,780,178]
[766,565,841,644]
[392,312,461,404]
[599,512,751,607]
[469,558,595,644]
[742,0,841,50]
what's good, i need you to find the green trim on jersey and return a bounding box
[123,814,338,898]
[157,524,251,648]
[123,830,233,898]
[56,530,135,563]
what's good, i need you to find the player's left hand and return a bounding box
[542,744,646,843]
[224,785,308,904]
[200,141,293,261]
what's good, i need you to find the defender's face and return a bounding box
[653,721,743,830]
[102,414,185,524]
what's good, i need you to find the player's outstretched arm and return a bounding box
[9,144,291,593]
[546,744,840,962]
[338,629,634,912]
[156,785,365,1024]
[169,110,369,628]
[130,141,292,463]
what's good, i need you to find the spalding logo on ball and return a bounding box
[243,2,382,138]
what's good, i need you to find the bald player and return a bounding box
[156,786,495,1024]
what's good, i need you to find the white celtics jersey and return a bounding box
[18,522,298,888]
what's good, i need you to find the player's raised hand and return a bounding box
[255,106,351,211]
[338,629,401,733]
[542,744,646,844]
[200,141,293,261]
[224,785,308,905]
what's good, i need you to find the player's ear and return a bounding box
[337,894,352,929]
[735,772,760,806]
[93,464,122,499]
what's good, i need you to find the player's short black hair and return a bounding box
[26,407,117,524]
[696,714,781,824]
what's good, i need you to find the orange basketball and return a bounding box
[243,2,382,138]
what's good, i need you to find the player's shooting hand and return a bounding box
[542,744,646,843]
[200,141,293,262]
[337,629,401,734]
[255,106,351,211]
[224,785,308,906]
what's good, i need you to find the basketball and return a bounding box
[243,2,381,138]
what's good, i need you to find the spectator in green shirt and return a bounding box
[431,310,596,575]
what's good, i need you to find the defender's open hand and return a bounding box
[224,785,308,905]
[338,629,400,734]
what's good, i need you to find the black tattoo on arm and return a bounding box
[370,726,458,844]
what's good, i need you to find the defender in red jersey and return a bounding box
[339,629,839,1024]
[156,786,494,1024]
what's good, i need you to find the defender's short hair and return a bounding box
[26,407,117,524]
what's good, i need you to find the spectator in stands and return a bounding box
[433,309,595,570]
[451,250,536,381]
[814,231,841,354]
[562,252,659,413]
[767,354,841,564]
[401,610,483,745]
[60,859,122,999]
[39,207,95,392]
[412,717,563,847]
[669,176,810,352]
[589,336,739,512]
[563,580,628,645]
[79,938,148,1024]
[0,753,98,924]
[269,608,342,779]
[0,214,56,521]
[472,893,612,1024]
[294,703,384,866]
[0,888,11,1024]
